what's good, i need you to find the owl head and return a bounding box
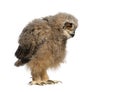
[53,13,78,39]
[44,13,78,39]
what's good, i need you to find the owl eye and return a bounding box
[63,22,73,29]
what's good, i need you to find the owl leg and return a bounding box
[41,69,49,81]
[29,69,61,85]
[29,69,42,85]
[34,69,61,85]
[41,70,62,85]
[29,69,49,85]
[38,69,49,85]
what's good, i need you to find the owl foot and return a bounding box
[29,80,62,86]
[29,81,47,86]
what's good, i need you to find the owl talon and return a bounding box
[47,80,62,84]
[29,81,33,85]
[38,82,47,86]
[29,81,48,86]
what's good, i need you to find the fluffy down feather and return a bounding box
[14,12,78,85]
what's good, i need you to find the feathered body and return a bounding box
[15,13,78,85]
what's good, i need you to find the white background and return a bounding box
[0,0,120,92]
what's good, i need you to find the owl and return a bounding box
[14,12,78,85]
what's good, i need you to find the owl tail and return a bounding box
[14,59,25,67]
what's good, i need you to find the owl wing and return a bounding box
[15,20,48,64]
[15,40,40,64]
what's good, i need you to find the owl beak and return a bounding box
[70,33,75,37]
[70,31,75,37]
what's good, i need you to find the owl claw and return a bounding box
[29,81,45,85]
[38,82,47,86]
[47,80,62,84]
